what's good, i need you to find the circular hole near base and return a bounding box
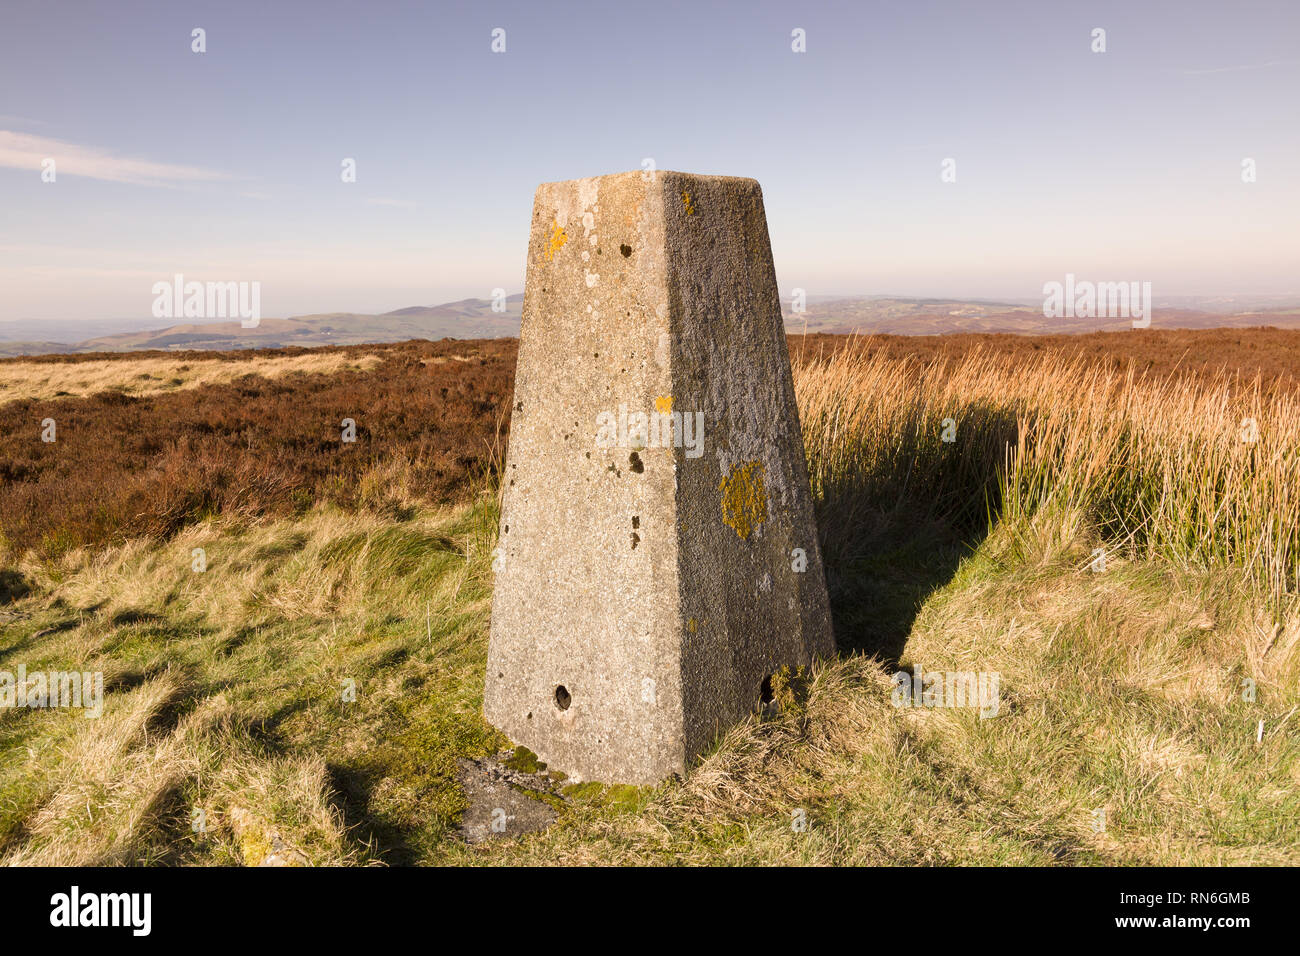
[554,685,572,711]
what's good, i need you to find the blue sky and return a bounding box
[2,0,1298,322]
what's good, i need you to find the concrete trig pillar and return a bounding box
[485,170,833,784]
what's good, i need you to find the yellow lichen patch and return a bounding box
[655,395,673,415]
[544,218,568,262]
[239,829,272,867]
[718,460,768,540]
[681,191,696,215]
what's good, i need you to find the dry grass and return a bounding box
[0,352,384,403]
[797,338,1300,610]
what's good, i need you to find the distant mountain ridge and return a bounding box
[3,293,1300,357]
[0,296,526,356]
[784,297,1300,336]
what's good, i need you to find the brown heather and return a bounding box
[0,339,515,557]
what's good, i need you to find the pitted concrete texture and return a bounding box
[484,170,834,784]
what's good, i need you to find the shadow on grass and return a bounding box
[814,409,1020,666]
[325,762,422,867]
[0,570,31,605]
[822,511,990,665]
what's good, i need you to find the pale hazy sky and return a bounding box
[2,0,1298,322]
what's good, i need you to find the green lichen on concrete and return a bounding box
[503,745,546,774]
[509,780,566,812]
[561,781,647,813]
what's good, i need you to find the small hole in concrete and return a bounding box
[554,685,572,711]
[526,712,533,720]
[760,674,775,707]
[629,451,644,473]
[620,243,632,257]
[632,515,640,529]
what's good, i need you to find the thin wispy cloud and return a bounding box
[1177,58,1299,75]
[0,131,232,186]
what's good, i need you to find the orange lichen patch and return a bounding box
[681,191,696,215]
[719,460,767,540]
[544,219,569,262]
[655,397,675,456]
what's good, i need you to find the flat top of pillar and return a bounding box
[536,170,761,190]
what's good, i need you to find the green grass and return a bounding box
[0,502,507,864]
[1,491,1295,865]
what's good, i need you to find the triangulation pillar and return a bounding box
[485,170,834,784]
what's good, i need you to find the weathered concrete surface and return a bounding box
[455,754,559,844]
[485,170,833,785]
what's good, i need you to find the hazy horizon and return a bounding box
[7,288,1300,336]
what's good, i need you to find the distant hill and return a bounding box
[782,296,1300,336]
[0,296,525,356]
[0,340,78,357]
[4,293,1300,356]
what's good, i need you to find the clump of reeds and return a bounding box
[794,338,1300,607]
